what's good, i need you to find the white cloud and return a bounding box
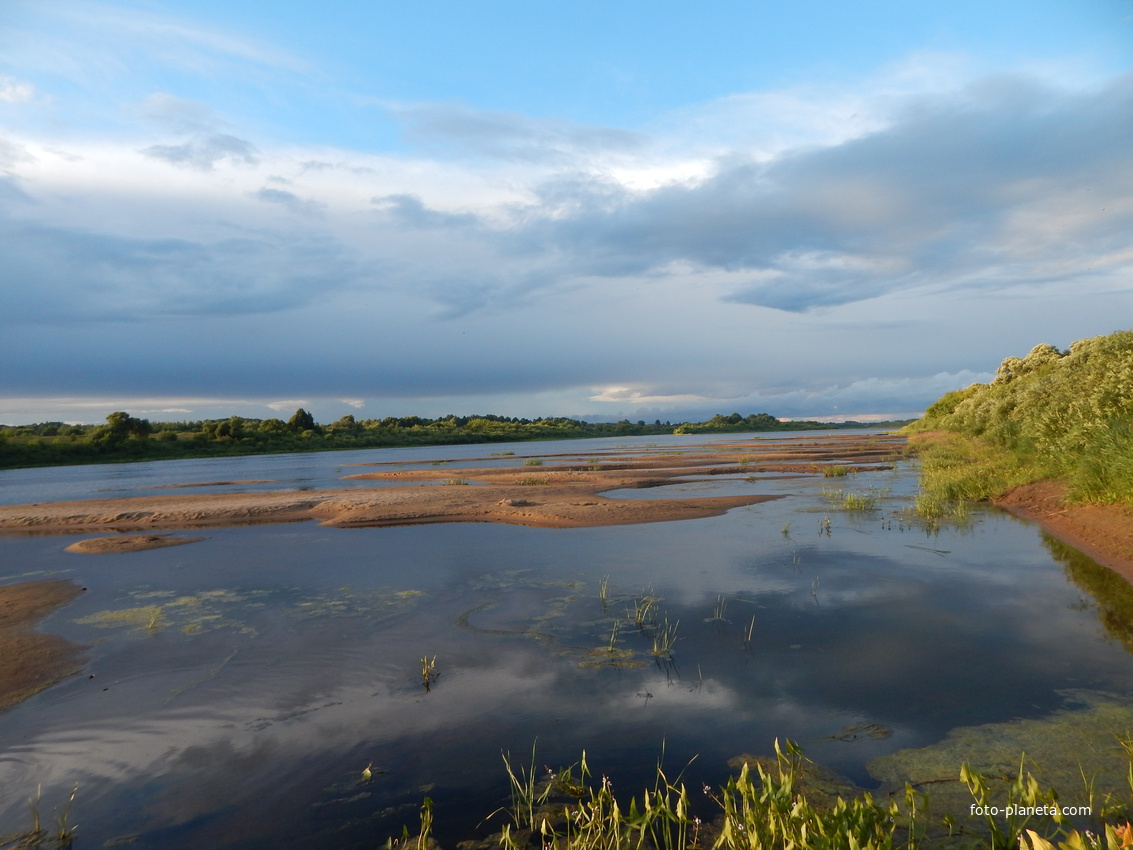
[0,75,35,103]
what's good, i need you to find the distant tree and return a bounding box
[327,414,361,435]
[96,411,151,443]
[288,408,317,432]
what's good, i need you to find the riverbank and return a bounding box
[994,481,1133,582]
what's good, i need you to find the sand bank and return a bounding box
[0,434,903,536]
[995,481,1133,581]
[0,579,85,711]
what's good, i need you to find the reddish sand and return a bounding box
[0,579,86,711]
[65,534,206,554]
[995,481,1133,581]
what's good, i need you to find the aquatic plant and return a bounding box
[523,459,544,466]
[421,655,436,690]
[628,594,660,629]
[823,486,887,511]
[442,478,470,485]
[706,595,728,624]
[2,784,78,849]
[824,465,851,477]
[598,575,610,611]
[651,618,679,659]
[516,476,551,485]
[744,615,756,649]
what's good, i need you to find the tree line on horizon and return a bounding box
[0,408,911,470]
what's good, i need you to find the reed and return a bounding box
[651,618,679,659]
[421,655,436,690]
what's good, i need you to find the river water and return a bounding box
[1,432,1131,848]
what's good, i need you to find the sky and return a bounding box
[1,1,1131,426]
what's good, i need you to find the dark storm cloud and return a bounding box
[510,73,1133,311]
[142,133,259,170]
[389,102,645,163]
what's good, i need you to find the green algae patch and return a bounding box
[578,647,646,669]
[77,605,166,632]
[75,585,427,638]
[868,691,1133,818]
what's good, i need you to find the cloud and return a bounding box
[252,187,324,216]
[137,92,225,134]
[0,212,367,324]
[142,133,259,170]
[389,101,646,163]
[371,194,480,229]
[0,75,35,103]
[507,73,1133,312]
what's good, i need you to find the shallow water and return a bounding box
[1,433,1132,848]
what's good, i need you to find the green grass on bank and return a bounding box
[905,330,1133,515]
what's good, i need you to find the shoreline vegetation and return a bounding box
[903,329,1133,579]
[0,410,913,471]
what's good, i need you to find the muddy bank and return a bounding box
[0,579,86,711]
[995,481,1133,581]
[0,434,903,534]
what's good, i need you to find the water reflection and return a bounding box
[1,442,1132,848]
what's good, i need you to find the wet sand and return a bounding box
[0,579,86,711]
[995,481,1133,582]
[0,434,903,541]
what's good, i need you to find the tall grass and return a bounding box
[906,331,1133,510]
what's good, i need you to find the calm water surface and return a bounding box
[1,433,1131,848]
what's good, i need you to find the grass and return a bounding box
[442,477,470,485]
[823,486,888,511]
[651,618,679,659]
[385,738,1133,850]
[516,476,551,485]
[905,331,1133,512]
[1,784,78,849]
[628,594,660,629]
[823,464,851,477]
[523,458,544,466]
[705,595,728,624]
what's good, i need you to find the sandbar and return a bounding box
[0,579,86,711]
[0,434,902,534]
[65,534,207,554]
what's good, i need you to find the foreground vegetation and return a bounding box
[371,740,1133,850]
[904,330,1133,517]
[0,410,912,471]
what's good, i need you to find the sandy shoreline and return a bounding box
[994,481,1133,582]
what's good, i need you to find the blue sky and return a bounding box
[1,1,1131,425]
